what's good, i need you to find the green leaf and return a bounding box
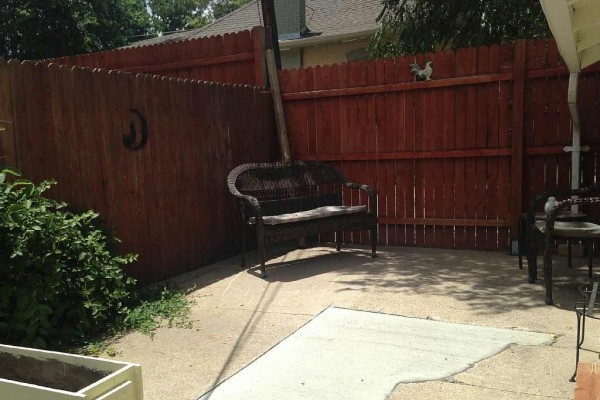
[0,285,13,301]
[38,305,53,315]
[0,167,21,177]
[16,293,28,310]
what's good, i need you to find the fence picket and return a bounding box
[7,36,600,284]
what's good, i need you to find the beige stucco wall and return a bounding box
[302,38,372,68]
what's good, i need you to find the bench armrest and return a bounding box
[228,185,263,222]
[343,181,377,215]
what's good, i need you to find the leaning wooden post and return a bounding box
[251,27,267,87]
[509,40,527,249]
[266,48,291,162]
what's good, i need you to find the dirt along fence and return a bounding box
[0,59,276,284]
[279,38,600,252]
[48,27,269,87]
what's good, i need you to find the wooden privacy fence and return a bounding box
[279,38,600,252]
[0,59,276,284]
[49,27,268,87]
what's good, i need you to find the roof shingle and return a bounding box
[128,0,381,48]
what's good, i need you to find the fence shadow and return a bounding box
[258,244,591,315]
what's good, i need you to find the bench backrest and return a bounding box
[228,162,344,216]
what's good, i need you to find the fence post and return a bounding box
[509,40,527,246]
[252,27,267,87]
[0,59,17,168]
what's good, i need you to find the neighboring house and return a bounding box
[130,0,382,69]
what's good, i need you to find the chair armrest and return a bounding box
[527,183,600,225]
[343,181,377,215]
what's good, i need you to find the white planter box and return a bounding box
[0,344,143,400]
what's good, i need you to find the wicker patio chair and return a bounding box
[525,183,600,304]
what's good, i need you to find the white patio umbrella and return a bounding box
[539,0,600,199]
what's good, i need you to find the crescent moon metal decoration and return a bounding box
[123,108,148,151]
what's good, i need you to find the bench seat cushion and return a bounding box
[249,205,366,225]
[535,220,600,238]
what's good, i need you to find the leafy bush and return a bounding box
[0,167,137,348]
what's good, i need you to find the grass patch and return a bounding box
[79,286,193,356]
[123,286,193,336]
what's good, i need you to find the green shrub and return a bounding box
[0,167,137,348]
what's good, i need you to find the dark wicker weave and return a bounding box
[543,196,600,305]
[523,183,600,304]
[227,161,378,278]
[525,183,600,287]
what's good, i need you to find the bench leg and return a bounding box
[544,240,553,305]
[254,224,267,278]
[371,224,377,258]
[240,225,246,268]
[527,239,537,284]
[258,244,266,278]
[336,231,342,251]
[587,240,593,280]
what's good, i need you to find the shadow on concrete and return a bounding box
[258,244,594,315]
[196,280,283,400]
[174,242,594,317]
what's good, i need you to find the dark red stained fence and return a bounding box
[0,59,276,284]
[279,38,600,251]
[48,28,268,86]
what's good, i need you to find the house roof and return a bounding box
[540,0,600,72]
[128,0,381,48]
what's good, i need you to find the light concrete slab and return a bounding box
[197,307,553,400]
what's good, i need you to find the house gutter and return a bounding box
[279,29,376,50]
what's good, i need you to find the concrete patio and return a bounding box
[108,244,600,399]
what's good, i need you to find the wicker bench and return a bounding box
[227,161,378,278]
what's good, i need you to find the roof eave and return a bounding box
[540,0,600,72]
[279,29,376,50]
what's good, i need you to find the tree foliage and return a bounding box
[0,0,151,60]
[0,0,256,59]
[211,0,252,20]
[147,0,210,32]
[370,0,551,58]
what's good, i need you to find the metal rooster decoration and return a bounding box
[409,61,433,81]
